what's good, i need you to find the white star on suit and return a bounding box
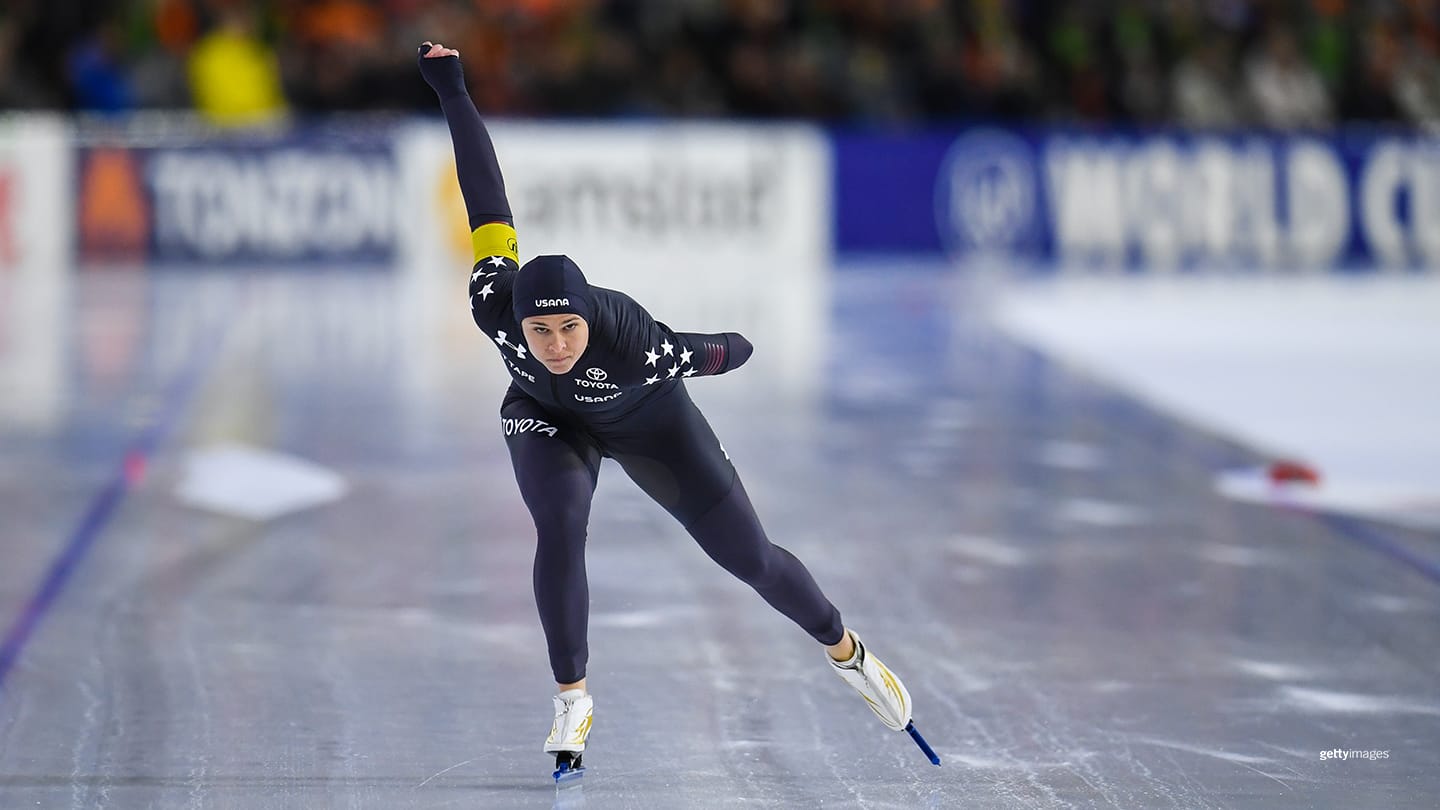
[679,347,693,365]
[477,282,495,300]
[644,374,661,385]
[486,255,508,267]
[471,268,485,282]
[667,364,680,378]
[661,340,673,356]
[682,368,696,377]
[644,348,661,366]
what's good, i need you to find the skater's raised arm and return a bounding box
[417,42,518,265]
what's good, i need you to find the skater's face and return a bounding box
[522,314,589,375]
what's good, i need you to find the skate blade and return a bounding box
[553,752,585,783]
[905,721,941,766]
[553,762,585,783]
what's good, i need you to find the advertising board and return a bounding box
[836,127,1440,272]
[76,128,399,266]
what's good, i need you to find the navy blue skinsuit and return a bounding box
[421,48,844,684]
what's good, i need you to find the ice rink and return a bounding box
[2,264,1438,809]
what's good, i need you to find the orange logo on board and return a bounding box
[79,148,149,261]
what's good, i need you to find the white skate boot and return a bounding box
[545,689,593,781]
[828,630,912,731]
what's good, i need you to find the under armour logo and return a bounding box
[495,330,528,358]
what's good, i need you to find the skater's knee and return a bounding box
[533,526,587,584]
[718,545,778,587]
[533,501,589,546]
[534,530,586,574]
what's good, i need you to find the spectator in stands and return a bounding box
[0,10,56,108]
[778,39,845,120]
[1244,26,1333,129]
[0,0,1432,131]
[1391,30,1440,132]
[1117,43,1166,125]
[1172,36,1244,129]
[282,0,407,112]
[127,0,195,109]
[187,4,287,126]
[1111,1,1167,124]
[645,41,726,116]
[1344,16,1404,124]
[66,22,134,113]
[1045,6,1110,121]
[916,2,1038,121]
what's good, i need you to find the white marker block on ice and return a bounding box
[175,442,348,521]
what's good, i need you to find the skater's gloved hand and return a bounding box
[726,333,753,370]
[417,41,468,100]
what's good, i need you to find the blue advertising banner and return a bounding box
[834,127,1440,271]
[77,130,399,266]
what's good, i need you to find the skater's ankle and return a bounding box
[825,629,857,664]
[557,677,587,696]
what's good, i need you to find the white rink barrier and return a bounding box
[0,115,70,429]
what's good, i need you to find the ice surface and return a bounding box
[992,275,1440,530]
[0,267,1436,808]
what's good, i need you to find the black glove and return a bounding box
[417,43,468,101]
[725,333,754,371]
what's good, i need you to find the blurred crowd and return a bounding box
[2,0,1439,129]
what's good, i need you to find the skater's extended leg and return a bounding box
[502,397,602,768]
[607,386,844,646]
[683,475,845,644]
[605,387,923,743]
[503,396,601,688]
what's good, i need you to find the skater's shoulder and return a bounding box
[472,253,520,277]
[468,258,518,329]
[587,284,640,312]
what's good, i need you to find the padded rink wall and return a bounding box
[0,115,71,430]
[28,117,1440,278]
[14,116,1438,419]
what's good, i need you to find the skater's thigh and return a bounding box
[501,396,602,517]
[608,388,734,525]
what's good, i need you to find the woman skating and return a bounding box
[416,41,931,779]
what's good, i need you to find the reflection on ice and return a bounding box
[552,778,586,810]
[1279,686,1440,716]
